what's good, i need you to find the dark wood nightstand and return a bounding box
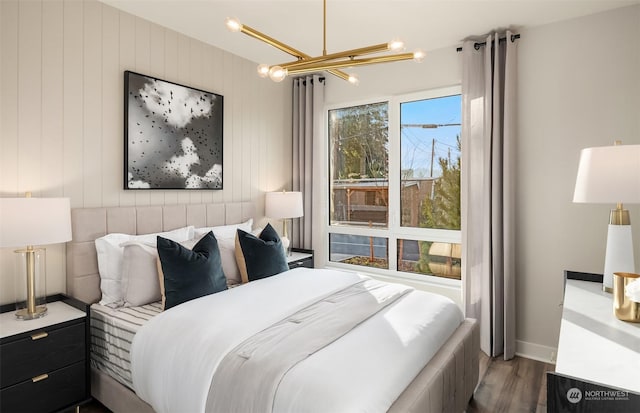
[0,295,90,413]
[287,248,314,269]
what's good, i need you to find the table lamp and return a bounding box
[0,195,72,319]
[265,191,303,255]
[573,142,640,292]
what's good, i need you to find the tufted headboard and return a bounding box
[66,202,255,304]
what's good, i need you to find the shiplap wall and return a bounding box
[0,0,292,304]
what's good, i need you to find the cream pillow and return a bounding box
[217,238,241,286]
[121,243,162,307]
[122,238,198,307]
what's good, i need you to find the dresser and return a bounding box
[0,295,90,413]
[547,272,640,412]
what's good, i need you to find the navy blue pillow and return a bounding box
[235,223,289,283]
[157,231,227,310]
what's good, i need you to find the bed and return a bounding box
[66,202,479,413]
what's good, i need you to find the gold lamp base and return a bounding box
[14,246,48,321]
[613,272,640,323]
[609,204,630,225]
[15,305,47,320]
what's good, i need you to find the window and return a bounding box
[327,87,462,283]
[329,102,389,228]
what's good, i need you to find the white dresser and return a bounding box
[556,278,640,392]
[547,275,640,412]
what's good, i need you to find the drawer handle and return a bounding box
[32,373,49,383]
[31,332,48,340]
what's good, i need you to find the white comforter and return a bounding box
[131,268,463,413]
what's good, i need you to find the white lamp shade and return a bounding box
[265,191,303,219]
[0,197,72,247]
[573,144,640,204]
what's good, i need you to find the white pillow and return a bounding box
[95,226,194,307]
[121,238,198,307]
[193,220,253,285]
[194,219,253,239]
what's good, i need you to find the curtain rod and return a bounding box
[456,34,520,52]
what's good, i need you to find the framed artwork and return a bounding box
[124,71,223,189]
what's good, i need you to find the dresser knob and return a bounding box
[32,373,49,383]
[31,331,48,340]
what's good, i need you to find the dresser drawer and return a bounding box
[0,322,85,388]
[0,360,86,413]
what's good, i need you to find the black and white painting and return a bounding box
[124,71,223,189]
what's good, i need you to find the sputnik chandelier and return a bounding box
[225,0,425,84]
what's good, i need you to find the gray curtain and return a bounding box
[461,31,517,359]
[292,75,324,250]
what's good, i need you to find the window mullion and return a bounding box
[388,96,400,272]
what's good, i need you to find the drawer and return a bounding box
[0,322,85,388]
[0,360,86,413]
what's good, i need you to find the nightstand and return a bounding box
[287,248,314,269]
[0,295,90,413]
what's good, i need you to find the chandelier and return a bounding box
[225,0,425,84]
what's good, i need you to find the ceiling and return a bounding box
[100,0,638,66]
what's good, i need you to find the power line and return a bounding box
[401,123,461,129]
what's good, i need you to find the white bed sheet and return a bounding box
[131,268,463,413]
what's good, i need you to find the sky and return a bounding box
[400,94,461,178]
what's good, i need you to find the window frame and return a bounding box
[324,85,462,288]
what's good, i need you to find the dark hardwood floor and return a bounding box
[81,353,555,413]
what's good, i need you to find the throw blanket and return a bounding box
[131,268,464,413]
[206,279,410,412]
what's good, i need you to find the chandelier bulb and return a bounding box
[348,74,359,86]
[388,39,405,51]
[225,17,243,32]
[257,64,270,78]
[413,49,426,63]
[269,66,288,82]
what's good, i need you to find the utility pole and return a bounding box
[400,122,461,179]
[430,138,435,178]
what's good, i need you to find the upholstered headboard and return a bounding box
[66,202,255,304]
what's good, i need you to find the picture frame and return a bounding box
[124,71,223,190]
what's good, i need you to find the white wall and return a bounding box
[0,0,292,305]
[323,4,640,362]
[516,5,639,361]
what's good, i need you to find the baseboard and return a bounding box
[516,340,557,364]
